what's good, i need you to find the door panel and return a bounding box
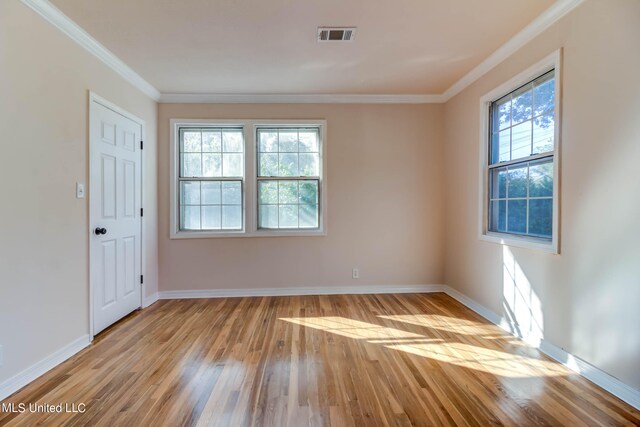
[101,154,116,219]
[91,98,142,335]
[101,239,117,306]
[123,160,136,218]
[123,236,136,296]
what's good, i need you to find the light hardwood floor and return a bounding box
[1,293,639,426]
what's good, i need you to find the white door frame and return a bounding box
[88,91,146,340]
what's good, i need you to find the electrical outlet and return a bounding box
[352,268,359,279]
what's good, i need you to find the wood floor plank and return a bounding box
[1,293,639,426]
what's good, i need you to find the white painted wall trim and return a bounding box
[441,0,584,101]
[0,335,91,401]
[477,50,562,254]
[158,284,446,299]
[143,292,159,308]
[441,286,640,410]
[20,0,161,101]
[159,93,445,104]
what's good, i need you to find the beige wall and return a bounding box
[3,0,638,400]
[158,103,445,291]
[443,0,640,389]
[0,1,158,384]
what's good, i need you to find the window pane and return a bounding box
[258,130,278,152]
[259,153,278,176]
[278,181,298,204]
[202,206,221,230]
[528,199,553,237]
[222,181,242,205]
[181,205,200,230]
[497,128,510,163]
[299,181,318,204]
[490,168,507,199]
[490,200,506,232]
[202,131,221,152]
[202,153,222,177]
[258,181,278,204]
[279,153,298,176]
[279,205,298,228]
[181,153,202,177]
[223,153,243,177]
[257,126,321,178]
[534,73,554,115]
[222,205,242,229]
[180,181,200,205]
[182,131,201,152]
[511,120,532,160]
[223,130,244,152]
[299,204,318,228]
[533,113,554,154]
[179,179,241,232]
[299,153,319,176]
[491,129,510,164]
[259,205,279,229]
[493,96,511,131]
[299,130,319,152]
[201,181,221,205]
[507,165,527,198]
[511,86,533,124]
[529,159,553,197]
[507,200,527,234]
[257,179,320,230]
[279,130,298,152]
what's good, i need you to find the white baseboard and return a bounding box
[142,292,159,308]
[0,335,91,401]
[441,286,640,410]
[158,284,446,300]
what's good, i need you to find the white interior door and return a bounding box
[90,97,142,335]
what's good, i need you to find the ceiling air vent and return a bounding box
[317,27,356,42]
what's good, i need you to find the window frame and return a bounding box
[170,119,327,239]
[478,49,561,254]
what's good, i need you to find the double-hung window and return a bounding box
[480,51,560,253]
[170,120,326,238]
[257,127,321,230]
[178,127,244,232]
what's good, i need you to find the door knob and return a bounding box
[94,227,107,235]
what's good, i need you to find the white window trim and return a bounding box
[478,49,562,254]
[170,118,328,239]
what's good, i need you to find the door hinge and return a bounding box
[140,208,144,217]
[140,275,144,284]
[140,140,144,150]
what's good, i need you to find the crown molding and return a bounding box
[159,93,445,104]
[441,0,585,102]
[21,0,584,105]
[20,0,161,101]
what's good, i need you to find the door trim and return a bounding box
[88,91,145,340]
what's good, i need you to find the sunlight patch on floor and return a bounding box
[280,316,568,378]
[378,314,499,335]
[282,316,424,340]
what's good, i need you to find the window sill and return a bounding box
[170,229,327,239]
[479,232,559,254]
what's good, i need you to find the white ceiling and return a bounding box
[50,0,555,95]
